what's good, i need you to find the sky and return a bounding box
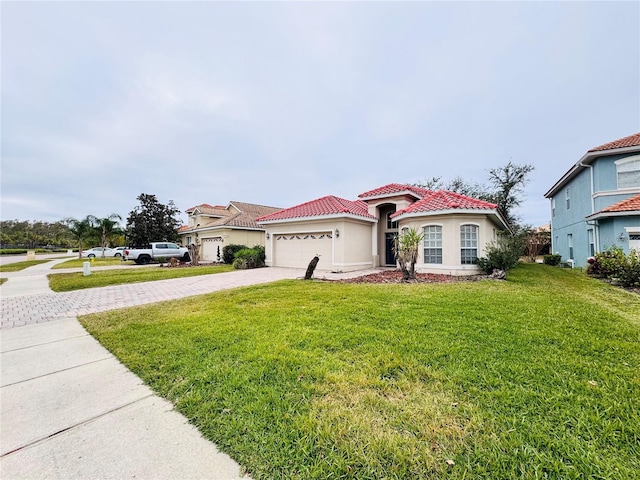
[2,1,639,228]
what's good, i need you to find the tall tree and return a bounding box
[64,216,97,259]
[415,161,534,230]
[126,194,182,247]
[95,214,123,256]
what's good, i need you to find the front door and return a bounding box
[385,233,396,265]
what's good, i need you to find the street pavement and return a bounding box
[0,258,376,479]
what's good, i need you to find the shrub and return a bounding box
[222,244,247,264]
[232,247,265,270]
[588,246,640,288]
[476,234,524,275]
[543,254,562,266]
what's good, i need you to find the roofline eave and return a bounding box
[545,144,640,198]
[393,208,510,230]
[258,213,377,225]
[585,210,640,221]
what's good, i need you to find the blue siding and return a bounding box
[548,151,640,267]
[550,168,592,265]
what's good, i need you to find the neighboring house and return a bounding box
[179,201,281,262]
[544,132,640,267]
[256,183,510,275]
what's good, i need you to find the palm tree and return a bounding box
[394,227,425,281]
[95,214,123,257]
[64,216,97,259]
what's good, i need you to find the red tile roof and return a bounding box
[257,195,376,222]
[588,132,640,152]
[598,193,640,213]
[358,183,432,199]
[392,190,497,218]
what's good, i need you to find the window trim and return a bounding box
[422,224,443,264]
[615,155,640,189]
[460,223,479,265]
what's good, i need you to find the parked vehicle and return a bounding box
[82,247,117,258]
[112,247,126,257]
[123,242,190,265]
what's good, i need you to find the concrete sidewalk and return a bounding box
[1,319,245,479]
[1,260,376,479]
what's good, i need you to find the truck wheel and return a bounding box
[182,253,191,262]
[139,255,151,265]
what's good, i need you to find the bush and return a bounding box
[222,244,247,264]
[543,254,562,266]
[476,234,524,275]
[588,246,640,288]
[232,247,265,270]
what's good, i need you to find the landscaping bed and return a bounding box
[329,269,492,284]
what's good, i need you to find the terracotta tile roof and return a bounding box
[358,183,433,199]
[392,190,497,217]
[588,132,640,152]
[178,225,190,232]
[229,201,282,217]
[186,204,229,216]
[257,195,376,222]
[598,193,640,213]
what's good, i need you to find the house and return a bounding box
[256,183,510,275]
[179,201,281,262]
[544,132,640,267]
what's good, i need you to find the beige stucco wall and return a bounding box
[263,218,374,272]
[181,228,267,262]
[398,214,499,275]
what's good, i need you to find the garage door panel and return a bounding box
[273,232,332,269]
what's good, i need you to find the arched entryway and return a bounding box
[378,204,398,266]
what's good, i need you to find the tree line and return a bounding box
[1,194,183,256]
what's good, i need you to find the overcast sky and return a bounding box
[2,1,639,228]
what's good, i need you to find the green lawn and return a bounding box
[0,259,51,272]
[80,264,640,479]
[52,257,126,269]
[49,264,235,291]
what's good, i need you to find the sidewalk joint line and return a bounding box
[1,357,112,388]
[0,393,156,458]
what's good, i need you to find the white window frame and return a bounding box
[615,156,640,189]
[423,224,443,264]
[460,224,479,265]
[566,188,570,210]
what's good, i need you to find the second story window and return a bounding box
[616,156,640,189]
[552,198,556,217]
[566,188,570,210]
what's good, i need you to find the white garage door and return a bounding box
[202,237,224,262]
[273,232,333,269]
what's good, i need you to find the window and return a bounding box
[460,225,478,264]
[551,198,556,217]
[616,157,640,189]
[568,234,574,260]
[387,212,398,229]
[588,229,595,257]
[566,188,570,210]
[186,236,192,245]
[423,225,442,264]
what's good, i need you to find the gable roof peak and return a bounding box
[358,183,433,199]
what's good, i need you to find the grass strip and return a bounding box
[49,264,235,291]
[0,259,51,272]
[53,257,126,269]
[80,264,640,479]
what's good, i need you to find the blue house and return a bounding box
[544,132,640,267]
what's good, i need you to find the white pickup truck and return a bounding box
[123,242,190,265]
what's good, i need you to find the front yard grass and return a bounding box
[80,264,640,479]
[49,264,235,291]
[52,257,126,269]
